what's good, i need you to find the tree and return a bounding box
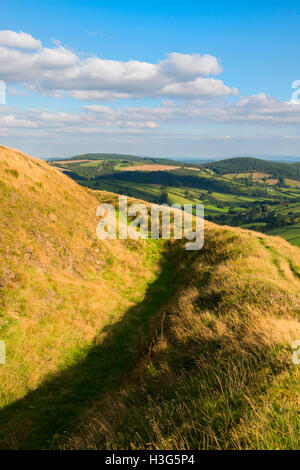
[158,187,169,204]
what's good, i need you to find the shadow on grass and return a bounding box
[0,242,185,450]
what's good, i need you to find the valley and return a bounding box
[50,154,300,247]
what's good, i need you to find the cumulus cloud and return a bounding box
[0,106,159,134]
[206,93,300,124]
[0,45,79,82]
[161,77,238,98]
[82,94,300,127]
[0,114,38,128]
[68,90,131,101]
[2,94,300,140]
[0,30,41,49]
[0,30,236,100]
[1,29,299,154]
[161,52,222,78]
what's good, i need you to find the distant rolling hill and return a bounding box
[52,152,183,166]
[202,156,300,179]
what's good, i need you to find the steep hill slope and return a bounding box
[0,146,300,450]
[65,227,300,450]
[0,145,178,448]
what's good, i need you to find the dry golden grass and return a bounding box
[252,172,271,180]
[286,178,300,188]
[65,225,300,450]
[52,159,91,164]
[121,164,180,172]
[0,145,160,409]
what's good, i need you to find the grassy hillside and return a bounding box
[64,228,300,450]
[0,146,300,449]
[0,145,176,448]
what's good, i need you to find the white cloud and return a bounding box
[2,93,300,140]
[1,30,299,158]
[34,46,79,69]
[209,93,300,124]
[0,45,79,82]
[68,90,130,101]
[0,30,41,50]
[0,114,38,128]
[161,52,222,78]
[161,77,238,98]
[0,30,235,100]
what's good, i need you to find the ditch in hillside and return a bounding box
[0,241,189,450]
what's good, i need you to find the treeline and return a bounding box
[209,201,299,231]
[202,157,300,179]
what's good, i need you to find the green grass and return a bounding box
[286,179,300,188]
[63,155,300,247]
[62,228,300,450]
[268,225,300,247]
[0,240,185,449]
[87,177,300,247]
[80,161,103,167]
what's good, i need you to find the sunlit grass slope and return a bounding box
[66,226,300,450]
[0,145,300,450]
[0,145,174,448]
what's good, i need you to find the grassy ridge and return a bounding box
[0,146,172,447]
[65,227,300,450]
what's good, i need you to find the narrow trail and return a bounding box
[0,242,184,450]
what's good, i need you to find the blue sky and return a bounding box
[1,1,300,159]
